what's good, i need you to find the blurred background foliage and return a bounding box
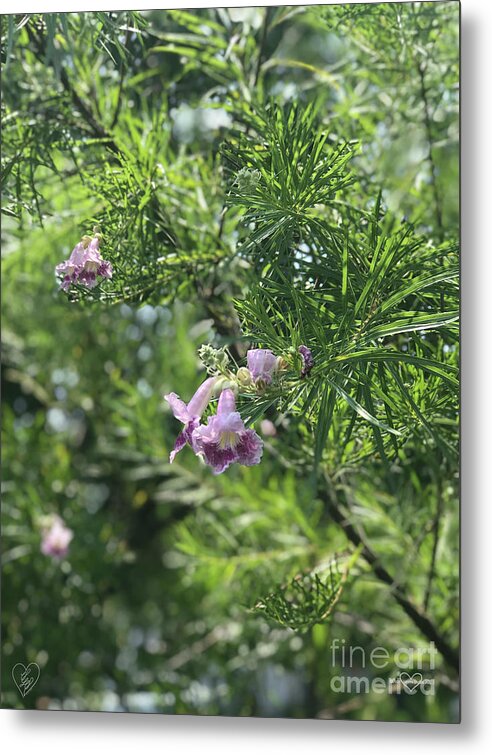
[1,3,459,721]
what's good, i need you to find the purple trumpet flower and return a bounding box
[56,236,113,291]
[247,349,278,385]
[41,515,73,560]
[165,376,219,463]
[192,389,263,475]
[299,345,314,378]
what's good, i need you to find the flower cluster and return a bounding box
[165,346,314,474]
[235,167,261,193]
[55,233,112,291]
[40,515,73,560]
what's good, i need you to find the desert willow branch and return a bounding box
[27,23,121,157]
[319,480,459,673]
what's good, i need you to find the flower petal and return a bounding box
[187,376,219,419]
[169,427,189,463]
[164,393,191,423]
[236,429,263,466]
[169,419,199,462]
[98,260,113,279]
[197,441,238,475]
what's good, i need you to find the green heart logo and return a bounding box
[399,672,423,694]
[12,663,40,697]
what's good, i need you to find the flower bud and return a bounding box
[299,345,314,378]
[214,377,237,395]
[236,367,253,387]
[255,378,268,394]
[276,356,289,372]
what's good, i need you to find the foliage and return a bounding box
[253,555,352,631]
[2,3,459,722]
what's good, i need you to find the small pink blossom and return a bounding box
[41,515,73,560]
[192,389,263,474]
[56,236,113,291]
[260,419,277,437]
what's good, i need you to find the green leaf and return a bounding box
[326,375,401,436]
[364,310,459,340]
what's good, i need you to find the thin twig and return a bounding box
[424,475,443,612]
[320,477,459,672]
[27,22,121,157]
[252,7,273,89]
[110,26,131,130]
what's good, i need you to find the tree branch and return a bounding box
[27,21,121,157]
[319,480,459,672]
[252,7,273,89]
[110,25,131,130]
[424,475,443,612]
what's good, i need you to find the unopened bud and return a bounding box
[276,356,289,372]
[214,377,237,395]
[255,378,268,394]
[236,367,253,387]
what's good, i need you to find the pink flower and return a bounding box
[247,349,278,384]
[40,515,73,560]
[164,376,219,463]
[192,389,263,475]
[260,419,277,437]
[56,236,113,291]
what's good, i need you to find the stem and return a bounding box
[253,7,272,89]
[110,26,131,130]
[424,476,443,612]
